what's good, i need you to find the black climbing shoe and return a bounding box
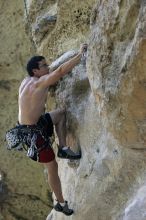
[57,147,81,160]
[54,201,74,216]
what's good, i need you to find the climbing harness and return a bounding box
[5,124,51,161]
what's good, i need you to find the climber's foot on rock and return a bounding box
[54,201,74,216]
[57,146,81,160]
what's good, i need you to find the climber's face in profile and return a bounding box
[34,59,49,77]
[27,56,50,77]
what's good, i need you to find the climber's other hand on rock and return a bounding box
[79,43,88,55]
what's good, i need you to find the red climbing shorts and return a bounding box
[17,113,55,163]
[36,113,55,163]
[36,134,55,163]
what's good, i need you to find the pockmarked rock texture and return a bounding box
[1,0,146,220]
[25,0,95,60]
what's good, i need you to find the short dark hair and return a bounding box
[26,56,45,76]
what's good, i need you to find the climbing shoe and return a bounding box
[57,147,81,160]
[54,201,74,216]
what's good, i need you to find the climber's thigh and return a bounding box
[44,159,58,173]
[49,109,66,125]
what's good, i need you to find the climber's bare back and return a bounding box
[18,77,48,125]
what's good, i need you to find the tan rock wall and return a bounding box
[46,1,146,220]
[88,0,146,149]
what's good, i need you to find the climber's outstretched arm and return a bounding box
[35,44,88,89]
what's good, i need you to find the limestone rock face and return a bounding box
[88,0,146,150]
[1,0,146,220]
[45,1,146,220]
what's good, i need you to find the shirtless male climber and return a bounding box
[18,43,87,215]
